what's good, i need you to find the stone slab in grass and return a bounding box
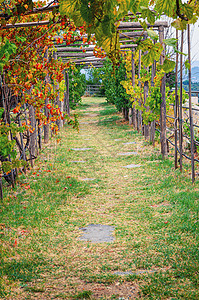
[114,269,164,276]
[123,142,136,145]
[71,161,86,163]
[79,224,115,243]
[114,139,123,141]
[71,148,92,151]
[81,178,95,181]
[122,164,141,168]
[118,152,138,156]
[79,122,89,124]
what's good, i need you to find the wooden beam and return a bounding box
[120,39,140,43]
[118,21,168,29]
[121,44,137,48]
[56,44,136,53]
[82,65,104,69]
[80,63,104,67]
[119,31,147,39]
[56,46,96,52]
[58,52,98,58]
[63,57,105,64]
[1,20,55,29]
[0,3,59,19]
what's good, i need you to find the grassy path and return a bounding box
[0,97,198,299]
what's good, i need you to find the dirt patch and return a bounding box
[77,281,139,299]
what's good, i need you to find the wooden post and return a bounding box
[159,26,167,159]
[18,116,26,172]
[144,80,149,140]
[187,24,195,183]
[179,31,184,172]
[44,50,50,144]
[150,60,156,145]
[129,107,133,125]
[10,169,15,188]
[143,61,149,140]
[124,107,129,121]
[0,178,3,199]
[54,52,61,130]
[131,48,137,128]
[174,30,179,169]
[137,50,142,133]
[38,120,42,150]
[29,105,36,167]
[65,71,70,117]
[129,49,134,126]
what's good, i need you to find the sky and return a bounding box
[190,20,199,64]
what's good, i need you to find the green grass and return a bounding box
[0,96,198,299]
[99,107,118,116]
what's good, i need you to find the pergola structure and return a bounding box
[0,6,169,157]
[54,20,168,158]
[0,2,196,190]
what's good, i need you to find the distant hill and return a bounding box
[182,61,199,83]
[192,66,199,82]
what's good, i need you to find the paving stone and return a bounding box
[71,161,86,163]
[123,164,141,168]
[114,268,168,276]
[114,139,123,141]
[81,178,95,181]
[79,224,115,243]
[114,271,133,276]
[84,113,98,117]
[123,142,136,145]
[79,122,89,124]
[118,152,138,156]
[71,148,92,151]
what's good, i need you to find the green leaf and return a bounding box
[0,108,4,119]
[147,29,159,41]
[162,58,176,73]
[163,38,177,47]
[171,19,187,30]
[59,0,79,16]
[185,59,191,70]
[182,3,194,20]
[155,0,176,17]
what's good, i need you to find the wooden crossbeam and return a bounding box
[121,44,137,48]
[82,65,104,69]
[56,46,96,52]
[62,57,105,64]
[120,39,139,43]
[1,20,52,29]
[118,21,168,29]
[0,3,59,19]
[58,52,98,58]
[119,31,147,39]
[56,43,136,54]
